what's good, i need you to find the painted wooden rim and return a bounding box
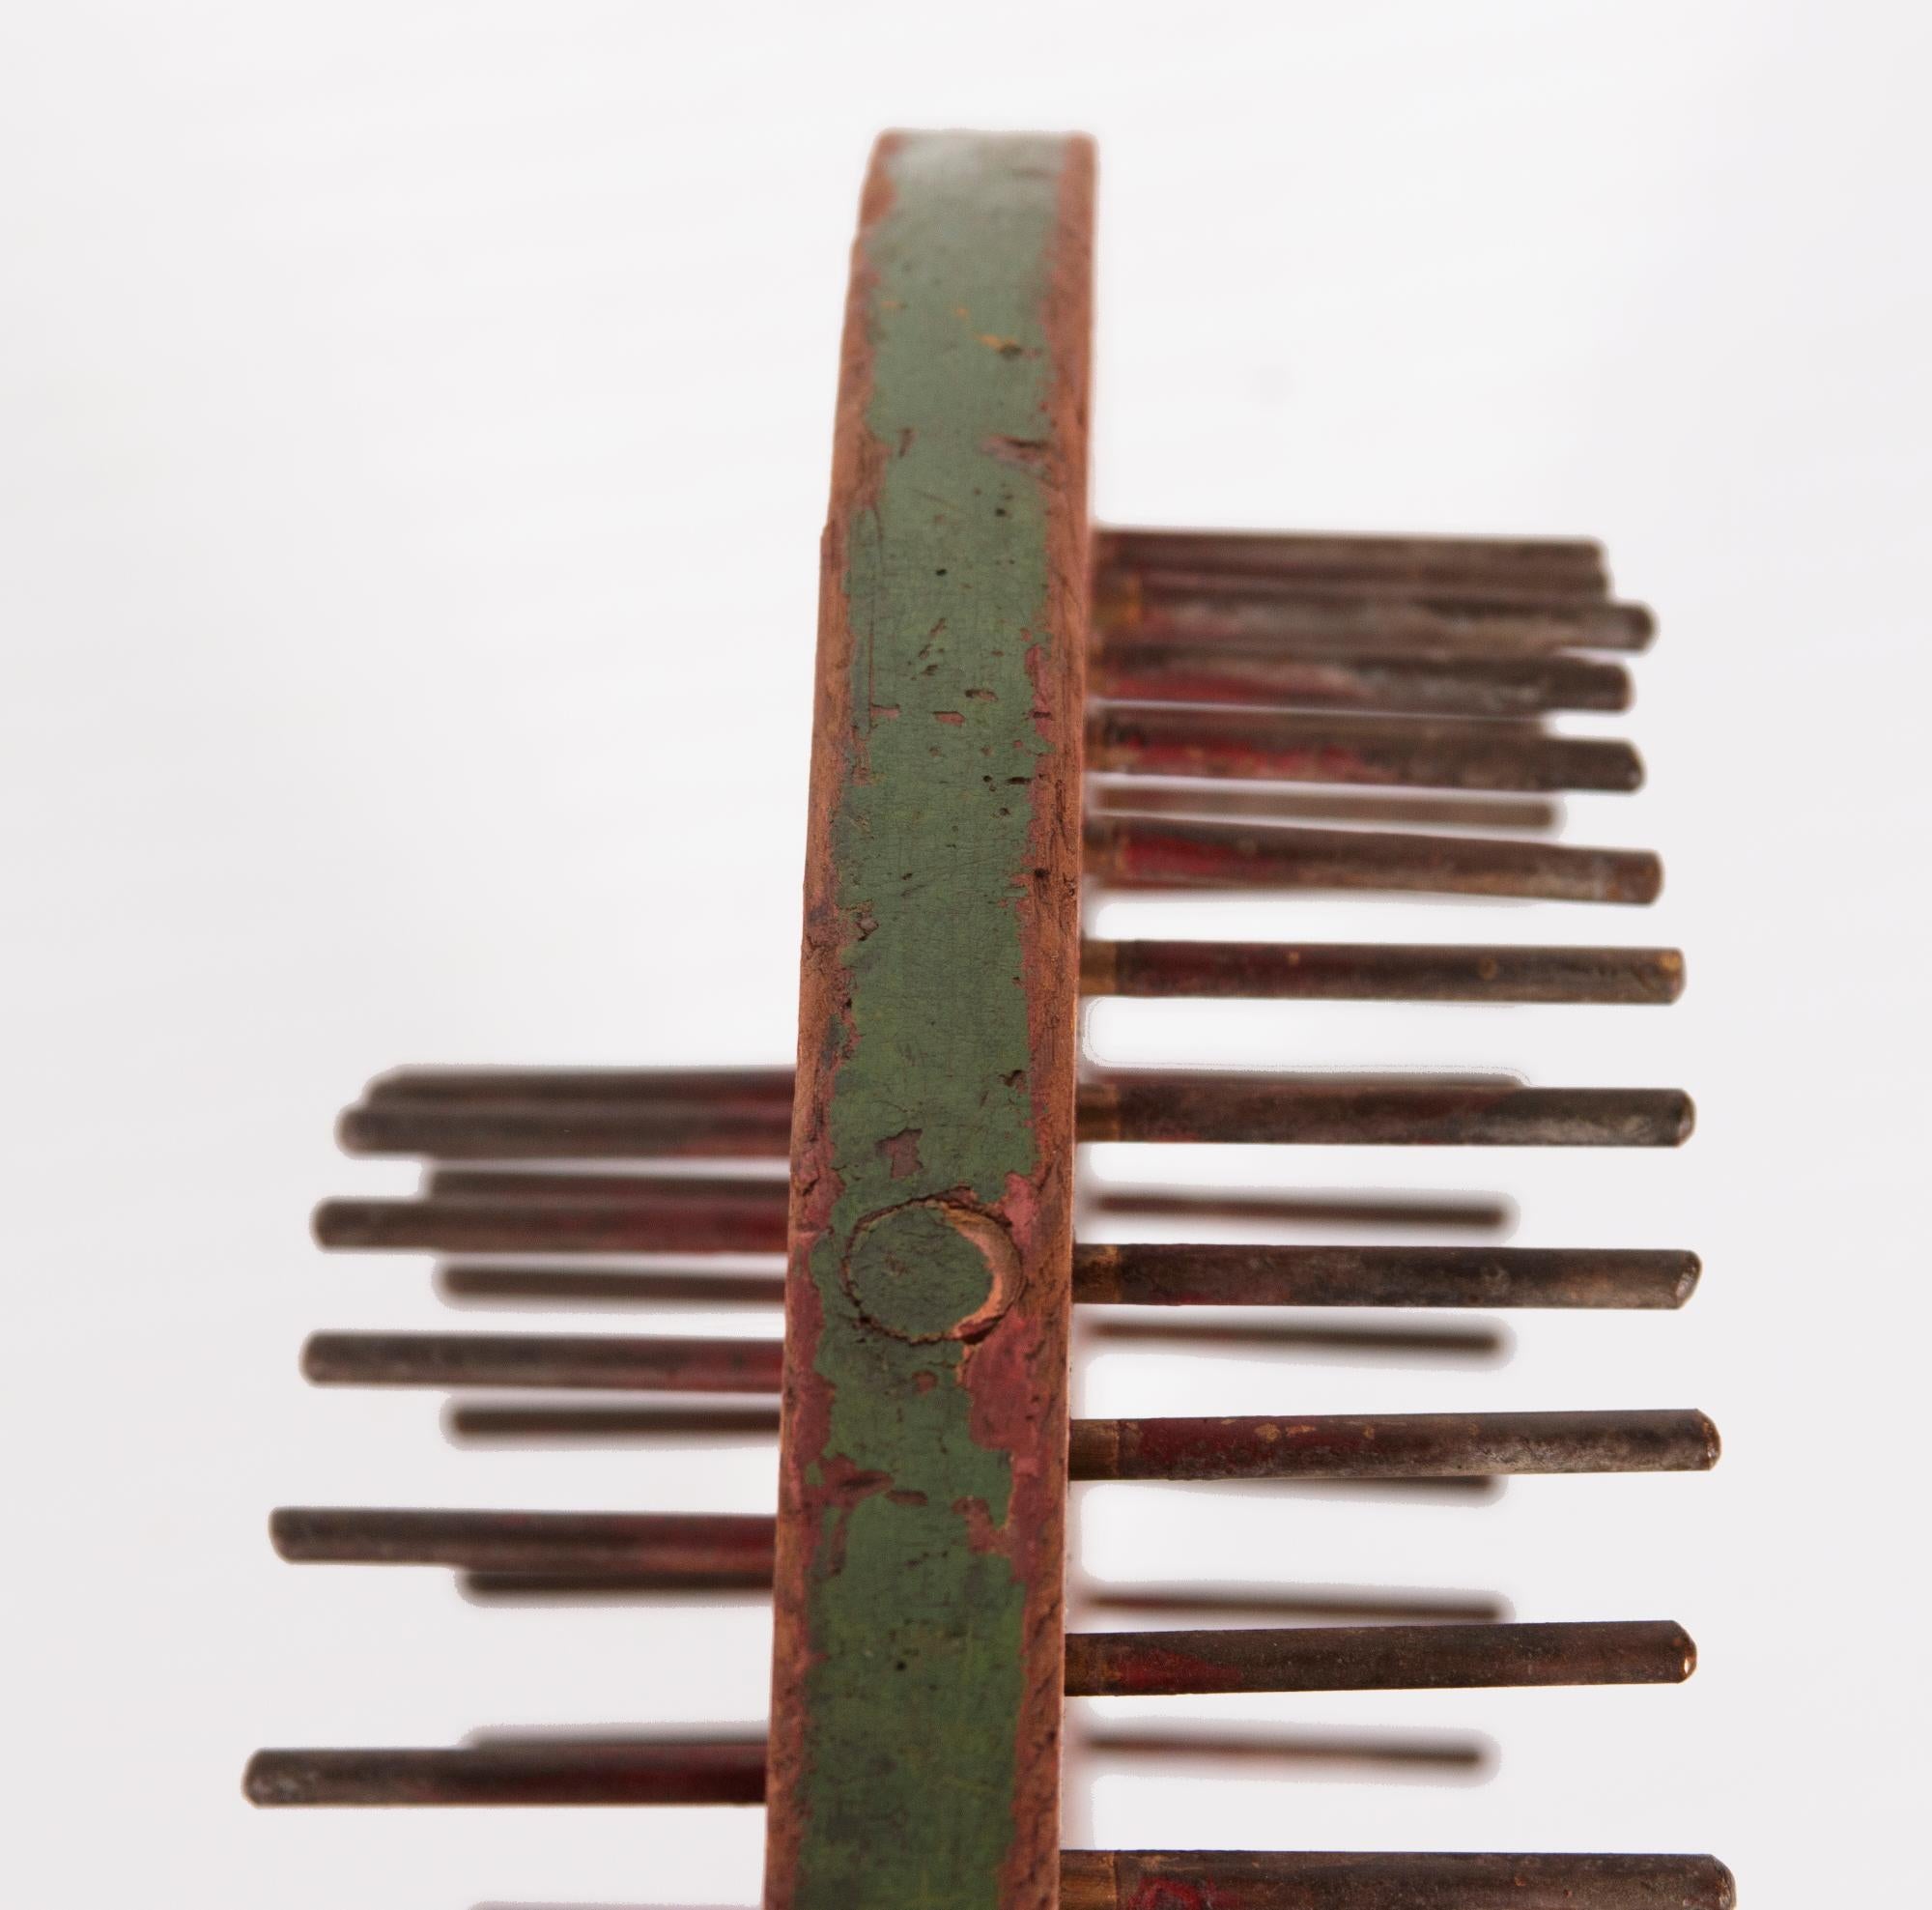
[762,129,1094,1909]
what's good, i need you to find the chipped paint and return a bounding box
[763,129,1092,1909]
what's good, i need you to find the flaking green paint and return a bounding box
[793,133,1070,1906]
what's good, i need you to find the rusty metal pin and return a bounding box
[454,1847,1730,1907]
[364,1065,795,1108]
[335,1403,1714,1475]
[455,1571,770,1603]
[243,1737,769,1809]
[1080,1073,1694,1148]
[1058,1849,1736,1910]
[1062,1619,1694,1696]
[1085,816,1662,903]
[245,1737,1515,1810]
[1089,707,1643,794]
[313,1194,787,1254]
[445,1402,782,1443]
[1083,940,1685,1004]
[358,1087,790,1112]
[439,1245,1687,1315]
[1099,577,1653,652]
[437,1263,787,1308]
[334,1077,1686,1159]
[423,1167,787,1200]
[1087,782,1562,832]
[1080,1582,1509,1624]
[1092,644,1633,717]
[1069,1409,1719,1481]
[310,1323,1499,1394]
[1089,1186,1515,1232]
[336,1099,793,1160]
[1073,1243,1700,1309]
[444,1245,1701,1319]
[398,1176,1511,1241]
[300,1330,783,1393]
[268,1506,777,1581]
[245,1611,1685,1805]
[1094,527,1611,597]
[249,1747,1658,1823]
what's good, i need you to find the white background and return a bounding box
[4,4,1926,1903]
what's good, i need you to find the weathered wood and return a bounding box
[763,130,1094,1910]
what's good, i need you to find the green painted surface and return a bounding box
[793,132,1071,1907]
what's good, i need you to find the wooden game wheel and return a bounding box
[249,130,1731,1910]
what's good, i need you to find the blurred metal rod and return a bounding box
[335,1100,793,1160]
[445,1403,782,1443]
[252,1736,1553,1810]
[437,1264,788,1308]
[1080,1724,1492,1776]
[1073,1243,1700,1309]
[1091,643,1632,716]
[423,1168,786,1200]
[1082,1317,1506,1360]
[1087,1186,1514,1232]
[313,1194,786,1254]
[1085,817,1662,903]
[1099,578,1650,651]
[457,1571,772,1603]
[1068,1410,1719,1481]
[1083,940,1684,1004]
[1080,1583,1509,1624]
[311,1317,1516,1393]
[1059,1849,1736,1910]
[300,1330,783,1393]
[1086,781,1561,832]
[1088,707,1643,794]
[364,1066,794,1108]
[1080,1074,1693,1148]
[269,1507,777,1581]
[1061,1619,1694,1696]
